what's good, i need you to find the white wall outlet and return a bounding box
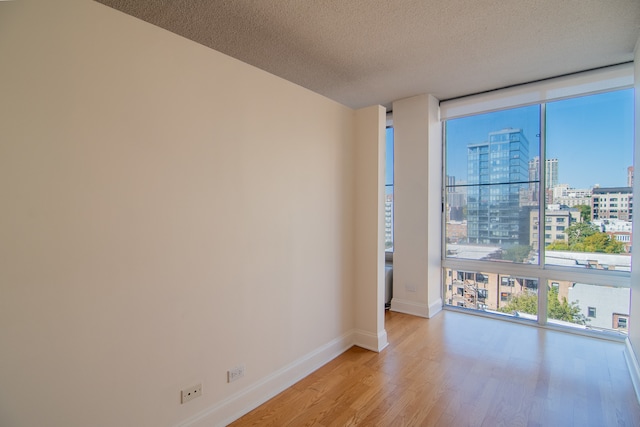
[406,284,416,292]
[180,383,202,404]
[227,365,245,383]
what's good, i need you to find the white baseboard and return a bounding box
[390,298,443,319]
[353,328,388,352]
[390,297,429,317]
[177,331,355,427]
[428,299,443,318]
[624,338,640,405]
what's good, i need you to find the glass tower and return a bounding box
[545,158,558,189]
[467,128,530,246]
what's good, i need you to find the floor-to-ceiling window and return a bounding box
[385,126,394,253]
[441,67,634,336]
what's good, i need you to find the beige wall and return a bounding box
[0,1,370,426]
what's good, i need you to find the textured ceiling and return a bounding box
[95,0,639,109]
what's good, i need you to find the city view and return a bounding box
[442,89,634,334]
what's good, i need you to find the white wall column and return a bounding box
[391,94,442,317]
[353,105,388,352]
[626,37,640,403]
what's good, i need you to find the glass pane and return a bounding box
[444,268,538,321]
[385,127,394,252]
[546,280,630,334]
[544,89,634,270]
[445,105,540,263]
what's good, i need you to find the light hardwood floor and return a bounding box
[230,310,640,426]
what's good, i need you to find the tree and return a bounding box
[547,287,587,324]
[567,222,599,246]
[545,240,570,251]
[574,204,591,222]
[605,237,625,254]
[502,245,532,262]
[499,291,537,315]
[499,287,587,325]
[581,232,624,253]
[547,222,625,254]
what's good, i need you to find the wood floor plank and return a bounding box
[229,310,640,427]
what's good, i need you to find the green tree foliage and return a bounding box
[502,245,532,262]
[545,240,570,251]
[547,287,587,324]
[567,222,599,246]
[546,222,625,254]
[499,291,537,315]
[499,287,587,325]
[574,204,591,222]
[578,232,625,253]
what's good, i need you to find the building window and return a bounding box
[445,88,632,266]
[501,277,516,287]
[445,105,539,255]
[442,82,633,331]
[588,307,596,318]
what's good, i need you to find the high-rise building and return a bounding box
[528,157,540,182]
[527,156,558,203]
[628,166,634,187]
[524,157,540,205]
[546,158,558,189]
[384,193,393,249]
[467,128,530,246]
[445,175,467,222]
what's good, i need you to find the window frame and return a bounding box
[440,64,633,332]
[385,113,394,259]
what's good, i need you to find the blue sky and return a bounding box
[442,89,634,189]
[546,89,634,188]
[385,127,394,188]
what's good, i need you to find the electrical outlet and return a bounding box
[180,383,202,404]
[406,284,416,292]
[227,365,245,383]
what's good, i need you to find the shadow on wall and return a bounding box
[385,264,393,308]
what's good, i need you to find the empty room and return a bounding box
[1,1,640,426]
